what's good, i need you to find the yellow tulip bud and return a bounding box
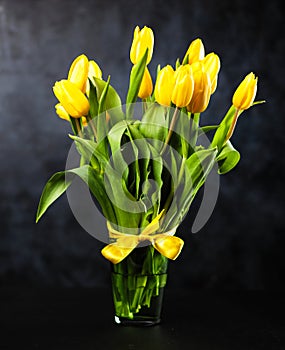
[154,65,175,106]
[67,54,89,92]
[55,103,70,121]
[232,72,258,111]
[138,67,153,99]
[53,80,90,118]
[187,63,211,113]
[202,53,221,94]
[86,60,103,96]
[172,65,194,108]
[184,38,205,64]
[88,60,102,80]
[130,26,154,65]
[81,117,88,127]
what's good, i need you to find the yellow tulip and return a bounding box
[55,103,70,121]
[232,72,258,111]
[154,65,175,106]
[130,26,154,65]
[86,60,103,95]
[187,62,211,113]
[172,65,194,108]
[88,60,102,80]
[138,67,153,99]
[184,38,205,64]
[53,80,90,118]
[202,53,221,94]
[67,54,89,92]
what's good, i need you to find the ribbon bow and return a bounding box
[101,212,184,264]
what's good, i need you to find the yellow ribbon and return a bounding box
[101,213,184,264]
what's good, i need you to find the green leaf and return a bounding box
[175,58,181,69]
[182,53,189,65]
[93,77,122,112]
[64,165,117,224]
[69,117,81,136]
[184,147,218,190]
[127,124,163,217]
[89,77,125,153]
[216,140,240,174]
[77,165,117,223]
[199,125,219,135]
[148,146,164,217]
[69,134,108,170]
[108,121,130,182]
[156,146,179,228]
[189,113,200,149]
[211,105,238,152]
[175,110,193,158]
[103,163,143,228]
[125,124,141,199]
[170,147,218,227]
[140,104,167,149]
[92,77,125,126]
[88,78,99,119]
[126,49,148,117]
[129,125,156,223]
[156,64,161,79]
[36,165,117,224]
[36,172,72,223]
[98,76,110,114]
[253,100,266,106]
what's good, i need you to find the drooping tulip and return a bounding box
[53,80,90,118]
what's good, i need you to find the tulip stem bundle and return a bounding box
[36,25,263,321]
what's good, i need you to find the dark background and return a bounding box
[0,0,284,289]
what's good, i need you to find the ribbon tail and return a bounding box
[153,235,184,260]
[101,244,136,264]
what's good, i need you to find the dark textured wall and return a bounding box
[0,0,284,289]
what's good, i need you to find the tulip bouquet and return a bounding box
[36,26,263,325]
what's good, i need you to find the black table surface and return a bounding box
[0,287,284,350]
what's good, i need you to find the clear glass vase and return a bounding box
[111,245,168,326]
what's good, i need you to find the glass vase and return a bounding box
[111,245,168,326]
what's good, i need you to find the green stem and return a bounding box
[69,117,80,136]
[111,246,168,320]
[160,107,180,155]
[190,112,200,148]
[74,118,83,138]
[177,156,186,186]
[142,99,147,114]
[161,155,186,221]
[86,114,98,140]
